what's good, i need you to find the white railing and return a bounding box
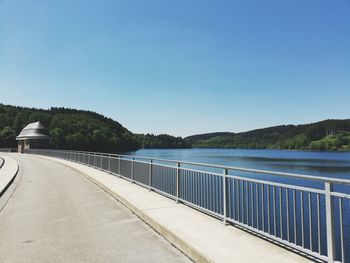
[0,148,17,153]
[25,149,350,263]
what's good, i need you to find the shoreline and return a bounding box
[134,147,350,153]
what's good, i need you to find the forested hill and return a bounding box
[1,104,349,151]
[0,104,188,151]
[185,120,350,151]
[0,104,139,151]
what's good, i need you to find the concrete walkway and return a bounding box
[33,154,312,263]
[0,154,190,263]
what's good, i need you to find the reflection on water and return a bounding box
[129,148,350,193]
[129,149,350,261]
[130,148,350,179]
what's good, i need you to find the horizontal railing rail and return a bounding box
[0,148,17,153]
[25,149,350,263]
[39,149,350,185]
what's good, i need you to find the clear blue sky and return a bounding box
[1,0,349,137]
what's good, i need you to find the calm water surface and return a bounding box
[129,149,350,260]
[131,148,350,180]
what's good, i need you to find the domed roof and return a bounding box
[16,121,50,140]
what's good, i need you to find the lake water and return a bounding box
[131,148,350,180]
[130,148,350,261]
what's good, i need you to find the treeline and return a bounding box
[1,104,350,152]
[0,104,139,151]
[0,104,188,152]
[185,120,350,151]
[134,134,191,149]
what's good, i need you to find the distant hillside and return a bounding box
[0,104,139,151]
[134,134,191,149]
[185,120,350,151]
[1,104,349,152]
[0,104,188,151]
[186,132,234,143]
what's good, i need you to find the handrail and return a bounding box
[0,148,17,153]
[50,149,350,185]
[26,148,350,263]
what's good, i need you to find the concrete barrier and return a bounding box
[0,157,4,169]
[0,156,19,198]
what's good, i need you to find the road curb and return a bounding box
[83,171,212,263]
[0,156,19,198]
[39,156,213,263]
[0,157,4,169]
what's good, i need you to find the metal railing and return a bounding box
[25,149,350,263]
[0,148,17,153]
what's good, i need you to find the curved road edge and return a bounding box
[0,155,19,198]
[33,154,311,263]
[36,155,211,263]
[0,157,4,169]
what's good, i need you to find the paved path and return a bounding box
[36,155,312,263]
[0,154,190,263]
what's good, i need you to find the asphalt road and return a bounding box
[0,154,190,263]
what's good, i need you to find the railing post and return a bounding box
[131,157,134,183]
[118,156,121,176]
[108,155,111,173]
[149,159,153,191]
[325,182,335,263]
[100,154,102,169]
[176,162,180,203]
[223,168,228,225]
[88,153,90,166]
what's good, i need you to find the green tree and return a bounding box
[13,112,24,134]
[0,126,16,147]
[50,128,65,149]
